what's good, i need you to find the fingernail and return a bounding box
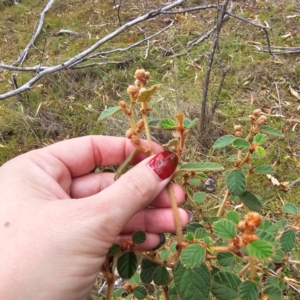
[185,210,193,223]
[151,233,166,250]
[148,151,178,180]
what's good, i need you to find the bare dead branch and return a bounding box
[15,0,55,65]
[135,25,150,59]
[0,1,185,100]
[53,29,83,38]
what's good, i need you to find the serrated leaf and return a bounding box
[280,229,296,252]
[114,149,138,180]
[247,240,273,259]
[254,133,267,144]
[227,170,246,195]
[212,135,235,149]
[211,271,241,300]
[239,280,260,300]
[148,118,160,127]
[271,249,285,262]
[266,277,286,290]
[186,222,204,233]
[108,243,120,255]
[188,178,201,185]
[160,248,170,261]
[184,117,198,129]
[181,244,206,267]
[256,229,275,242]
[213,219,237,239]
[276,219,287,230]
[195,228,210,239]
[233,138,250,150]
[159,118,176,129]
[193,192,206,205]
[256,164,275,174]
[185,231,195,242]
[137,84,159,102]
[263,285,282,300]
[255,146,266,157]
[133,286,147,299]
[226,211,240,224]
[217,252,235,267]
[140,258,159,284]
[180,162,224,172]
[282,203,298,215]
[239,190,262,212]
[98,106,122,121]
[162,138,179,148]
[174,261,210,300]
[259,220,278,236]
[117,252,138,279]
[260,125,284,137]
[132,231,146,244]
[129,272,140,284]
[153,265,170,286]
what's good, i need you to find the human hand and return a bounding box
[0,136,190,300]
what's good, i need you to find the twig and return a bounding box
[200,0,231,135]
[135,25,150,59]
[15,0,55,65]
[274,82,283,116]
[288,177,300,189]
[0,0,185,100]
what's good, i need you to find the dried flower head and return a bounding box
[234,124,242,131]
[235,130,242,137]
[253,109,261,117]
[257,115,267,126]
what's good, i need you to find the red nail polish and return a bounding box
[148,151,178,180]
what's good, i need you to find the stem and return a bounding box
[136,251,174,268]
[238,263,250,277]
[216,189,230,217]
[211,246,230,252]
[249,256,255,280]
[162,286,170,300]
[167,183,183,257]
[141,102,153,154]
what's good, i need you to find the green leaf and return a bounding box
[266,277,286,290]
[148,118,160,127]
[133,285,147,299]
[181,244,206,267]
[280,229,296,252]
[212,135,235,149]
[247,240,273,259]
[114,149,138,180]
[184,117,198,129]
[137,84,159,102]
[255,146,266,157]
[159,118,176,129]
[254,133,267,144]
[276,219,287,230]
[168,285,178,300]
[226,211,240,224]
[260,125,284,137]
[227,170,246,195]
[271,249,285,263]
[194,228,210,239]
[282,203,298,215]
[188,178,201,185]
[213,219,237,239]
[129,272,140,284]
[239,280,260,300]
[227,155,239,162]
[174,261,210,300]
[256,229,275,242]
[153,265,170,286]
[193,192,206,205]
[140,258,159,284]
[217,252,235,267]
[160,248,170,261]
[256,164,275,174]
[108,243,120,255]
[211,271,241,300]
[98,106,122,121]
[260,219,278,236]
[232,138,250,150]
[186,222,203,234]
[162,138,179,148]
[132,231,147,244]
[263,285,282,300]
[185,231,195,242]
[117,252,138,279]
[180,162,224,172]
[239,190,262,212]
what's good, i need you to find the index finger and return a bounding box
[43,135,163,177]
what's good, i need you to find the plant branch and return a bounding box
[15,0,55,65]
[216,189,230,217]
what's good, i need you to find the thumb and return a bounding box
[86,151,178,234]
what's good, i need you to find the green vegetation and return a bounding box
[0,0,299,299]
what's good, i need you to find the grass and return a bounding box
[0,0,300,297]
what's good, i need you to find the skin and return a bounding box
[0,136,189,300]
